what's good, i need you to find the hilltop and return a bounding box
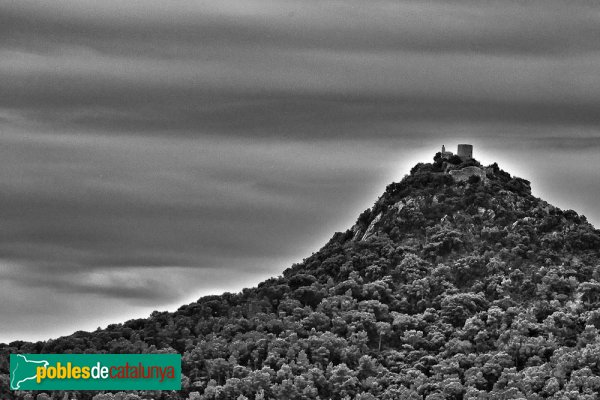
[2,153,600,399]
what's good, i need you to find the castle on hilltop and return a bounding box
[439,144,487,182]
[441,144,473,161]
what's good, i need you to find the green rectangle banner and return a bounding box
[10,354,181,391]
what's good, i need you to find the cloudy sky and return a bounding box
[1,0,599,343]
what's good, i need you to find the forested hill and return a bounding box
[3,155,600,400]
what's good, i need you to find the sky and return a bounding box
[1,0,600,343]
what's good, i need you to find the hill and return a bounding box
[3,154,600,399]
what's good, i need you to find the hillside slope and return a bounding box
[3,155,600,400]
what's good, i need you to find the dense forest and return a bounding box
[3,154,600,399]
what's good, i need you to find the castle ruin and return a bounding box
[457,144,473,160]
[440,144,486,182]
[441,144,473,161]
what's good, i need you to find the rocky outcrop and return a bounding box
[361,212,382,241]
[392,196,426,213]
[449,166,487,183]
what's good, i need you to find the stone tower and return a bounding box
[457,144,473,160]
[440,145,453,159]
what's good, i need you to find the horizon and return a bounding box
[2,0,600,343]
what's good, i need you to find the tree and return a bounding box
[376,322,391,351]
[441,293,488,327]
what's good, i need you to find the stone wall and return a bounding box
[449,166,486,183]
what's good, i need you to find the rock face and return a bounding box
[449,166,487,182]
[360,212,382,241]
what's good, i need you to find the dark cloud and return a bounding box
[1,0,599,343]
[2,0,600,56]
[2,0,600,137]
